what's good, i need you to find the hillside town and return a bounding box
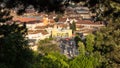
[1,0,120,68]
[9,5,104,46]
[5,4,104,58]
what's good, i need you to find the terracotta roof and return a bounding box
[28,30,42,34]
[47,24,54,27]
[35,26,47,29]
[75,17,82,21]
[49,19,55,23]
[28,30,34,32]
[58,18,67,22]
[76,20,104,25]
[68,17,81,20]
[76,25,84,28]
[76,29,93,33]
[41,30,48,35]
[13,17,42,23]
[28,30,48,35]
[48,16,53,19]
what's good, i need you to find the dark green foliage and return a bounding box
[70,21,76,33]
[94,18,120,68]
[85,34,95,53]
[0,0,64,14]
[69,55,99,68]
[54,17,59,22]
[69,34,100,68]
[0,7,12,22]
[79,1,120,67]
[54,14,62,22]
[33,52,69,68]
[91,1,120,67]
[38,38,60,54]
[89,0,120,21]
[38,44,60,54]
[74,35,81,48]
[0,6,34,68]
[0,23,34,68]
[78,41,85,55]
[36,34,101,68]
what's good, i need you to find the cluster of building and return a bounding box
[10,5,104,45]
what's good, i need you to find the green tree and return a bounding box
[94,18,120,68]
[87,0,120,21]
[86,34,95,53]
[70,35,100,68]
[70,21,76,33]
[38,38,60,54]
[33,52,69,68]
[69,53,99,68]
[74,34,81,48]
[89,1,120,67]
[78,41,85,55]
[0,5,34,68]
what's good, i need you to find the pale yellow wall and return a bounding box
[52,29,72,38]
[76,28,80,30]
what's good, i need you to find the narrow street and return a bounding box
[58,38,79,58]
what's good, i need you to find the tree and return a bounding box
[1,0,64,14]
[33,52,69,68]
[0,3,12,22]
[89,1,120,67]
[85,34,95,53]
[78,41,85,55]
[0,5,34,68]
[94,18,120,68]
[69,34,100,68]
[69,50,99,68]
[38,38,60,54]
[87,0,120,21]
[74,35,81,48]
[70,21,76,33]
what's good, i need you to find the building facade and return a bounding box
[52,29,72,38]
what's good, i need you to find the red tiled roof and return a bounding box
[68,17,82,20]
[48,16,53,19]
[28,30,42,34]
[58,18,67,22]
[49,19,55,23]
[76,29,93,33]
[47,24,54,27]
[35,26,47,29]
[13,17,42,23]
[41,30,48,35]
[76,25,84,28]
[76,20,103,25]
[28,30,48,35]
